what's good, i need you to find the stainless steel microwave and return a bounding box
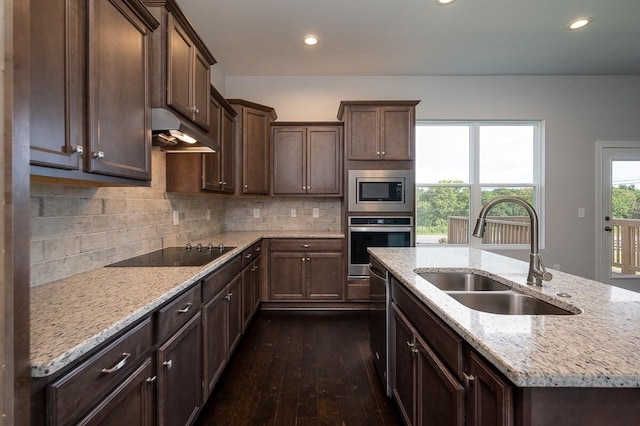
[348,170,415,212]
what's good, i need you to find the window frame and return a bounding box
[415,120,545,250]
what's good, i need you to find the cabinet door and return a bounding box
[242,108,271,194]
[30,0,83,170]
[307,127,341,195]
[157,313,202,426]
[307,252,343,300]
[380,106,414,160]
[272,127,306,195]
[392,305,416,425]
[202,289,229,399]
[192,50,211,130]
[203,95,222,191]
[220,108,236,194]
[345,106,380,160]
[468,351,513,426]
[241,264,254,331]
[86,0,152,180]
[415,334,465,426]
[252,259,262,311]
[269,252,305,300]
[76,358,155,426]
[228,276,243,355]
[166,14,193,121]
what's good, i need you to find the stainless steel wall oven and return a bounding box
[348,216,413,278]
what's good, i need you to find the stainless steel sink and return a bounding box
[417,272,511,292]
[448,292,575,315]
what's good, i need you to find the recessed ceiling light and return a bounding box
[569,17,593,30]
[436,0,456,5]
[304,35,319,46]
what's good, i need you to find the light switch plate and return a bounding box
[253,208,260,218]
[578,208,585,218]
[313,208,319,218]
[291,208,297,217]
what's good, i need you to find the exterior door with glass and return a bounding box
[597,143,640,290]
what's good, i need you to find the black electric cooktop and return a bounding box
[106,245,236,267]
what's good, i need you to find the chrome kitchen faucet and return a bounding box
[472,196,552,286]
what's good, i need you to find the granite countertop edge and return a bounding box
[30,230,344,378]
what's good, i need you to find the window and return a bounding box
[415,121,543,248]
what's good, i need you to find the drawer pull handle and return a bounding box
[101,352,131,374]
[163,360,173,369]
[255,247,261,252]
[406,341,418,353]
[146,376,157,384]
[302,244,311,248]
[225,292,233,300]
[177,303,192,314]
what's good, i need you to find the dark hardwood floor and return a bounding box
[195,310,402,425]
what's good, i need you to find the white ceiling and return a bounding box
[176,0,640,76]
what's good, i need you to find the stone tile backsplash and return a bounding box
[30,150,342,286]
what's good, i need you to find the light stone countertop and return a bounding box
[30,230,344,378]
[368,246,640,388]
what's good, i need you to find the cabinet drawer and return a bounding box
[241,242,263,267]
[158,284,201,342]
[392,278,464,378]
[202,256,241,302]
[269,238,343,252]
[48,318,153,425]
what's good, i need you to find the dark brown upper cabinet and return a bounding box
[143,0,216,131]
[271,123,343,196]
[338,100,420,161]
[228,100,277,195]
[29,0,158,184]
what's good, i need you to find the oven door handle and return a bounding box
[349,226,414,233]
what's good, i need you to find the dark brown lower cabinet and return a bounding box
[157,313,202,426]
[202,288,229,399]
[392,279,509,426]
[76,358,155,426]
[228,275,243,355]
[268,239,344,301]
[468,350,512,426]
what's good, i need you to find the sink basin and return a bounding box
[448,292,575,315]
[417,272,511,292]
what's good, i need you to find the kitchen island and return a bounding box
[370,246,640,425]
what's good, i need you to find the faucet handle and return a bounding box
[538,257,553,281]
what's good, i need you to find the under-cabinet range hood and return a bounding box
[151,108,219,153]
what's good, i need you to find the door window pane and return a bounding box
[479,126,534,183]
[611,160,640,275]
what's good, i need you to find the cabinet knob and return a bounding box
[225,292,233,300]
[251,265,258,271]
[93,151,105,159]
[381,151,385,156]
[244,184,248,189]
[71,145,83,155]
[306,257,311,261]
[463,372,476,387]
[302,257,306,262]
[163,360,173,370]
[146,376,157,384]
[246,253,252,259]
[302,244,311,248]
[376,151,381,155]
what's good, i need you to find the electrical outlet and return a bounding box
[291,208,297,217]
[313,208,319,218]
[206,209,211,221]
[253,208,260,218]
[173,211,179,226]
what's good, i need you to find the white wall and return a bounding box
[225,75,640,280]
